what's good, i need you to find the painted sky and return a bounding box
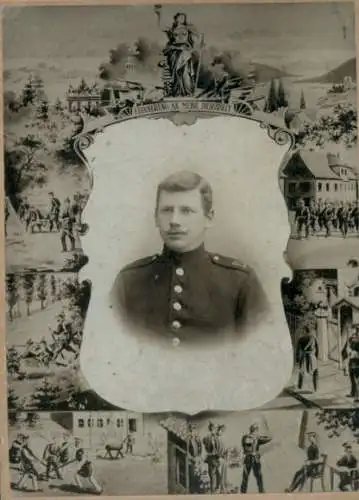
[3,3,356,74]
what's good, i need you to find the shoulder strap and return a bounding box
[121,255,158,272]
[209,253,250,273]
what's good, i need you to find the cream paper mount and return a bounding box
[72,98,296,414]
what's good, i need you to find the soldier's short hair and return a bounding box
[155,171,213,216]
[249,423,259,433]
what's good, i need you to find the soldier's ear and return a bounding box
[205,209,215,226]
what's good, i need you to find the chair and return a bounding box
[306,453,327,492]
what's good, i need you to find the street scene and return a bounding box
[6,273,91,412]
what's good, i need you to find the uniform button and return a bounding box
[171,320,181,329]
[172,337,180,347]
[174,285,183,294]
[173,302,182,311]
[176,267,185,276]
[213,255,219,261]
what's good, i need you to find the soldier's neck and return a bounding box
[162,243,206,263]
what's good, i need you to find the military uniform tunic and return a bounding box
[110,245,269,344]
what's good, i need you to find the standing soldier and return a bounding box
[125,432,135,455]
[342,327,359,403]
[337,201,350,238]
[60,198,75,252]
[203,422,221,493]
[71,192,83,249]
[240,422,272,494]
[295,326,319,393]
[48,192,61,232]
[295,198,310,239]
[316,198,324,234]
[216,424,229,493]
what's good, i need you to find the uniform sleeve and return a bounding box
[236,268,270,332]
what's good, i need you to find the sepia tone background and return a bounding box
[1,0,359,500]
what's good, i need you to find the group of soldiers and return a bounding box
[7,310,82,379]
[16,191,87,252]
[294,198,359,239]
[286,432,358,492]
[186,421,272,494]
[9,432,102,494]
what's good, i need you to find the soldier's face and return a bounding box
[155,188,213,253]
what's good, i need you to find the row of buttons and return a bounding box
[171,268,185,345]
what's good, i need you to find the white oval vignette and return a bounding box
[78,115,293,414]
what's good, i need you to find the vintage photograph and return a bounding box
[109,170,270,345]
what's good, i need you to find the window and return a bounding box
[129,418,137,433]
[318,182,322,192]
[353,286,359,297]
[116,418,124,428]
[97,418,104,428]
[299,182,311,193]
[326,183,330,191]
[87,418,93,428]
[107,418,111,426]
[288,182,296,194]
[334,183,338,191]
[78,418,84,428]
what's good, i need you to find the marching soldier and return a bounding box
[111,171,269,345]
[338,202,350,238]
[350,201,359,235]
[295,326,319,393]
[60,197,75,252]
[322,200,334,237]
[240,423,272,494]
[308,199,318,236]
[295,198,310,239]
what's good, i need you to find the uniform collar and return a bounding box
[161,244,207,266]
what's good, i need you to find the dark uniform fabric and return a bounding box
[240,433,272,493]
[110,245,269,344]
[337,453,358,491]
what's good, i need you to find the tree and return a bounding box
[297,103,357,148]
[264,79,279,113]
[21,77,37,107]
[36,99,49,121]
[50,274,58,303]
[277,79,288,108]
[314,409,359,441]
[5,134,46,194]
[7,389,20,411]
[29,379,63,410]
[6,274,18,321]
[36,274,48,309]
[300,90,306,110]
[22,273,36,316]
